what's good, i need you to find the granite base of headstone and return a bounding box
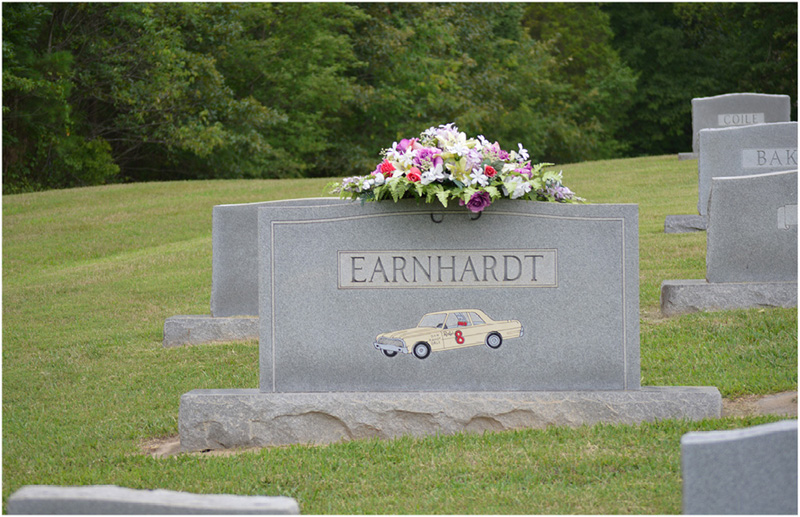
[180,387,722,451]
[163,315,258,347]
[682,420,798,515]
[178,198,721,451]
[7,485,300,515]
[678,152,698,161]
[664,215,707,233]
[661,170,797,316]
[163,198,350,347]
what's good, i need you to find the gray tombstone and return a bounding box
[257,199,640,393]
[211,198,350,317]
[682,420,798,515]
[665,121,797,234]
[697,122,797,216]
[7,485,299,515]
[691,93,791,155]
[163,198,349,346]
[179,198,722,450]
[706,170,797,283]
[661,170,798,316]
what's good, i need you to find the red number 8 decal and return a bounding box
[455,330,465,344]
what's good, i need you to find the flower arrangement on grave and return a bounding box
[328,123,582,213]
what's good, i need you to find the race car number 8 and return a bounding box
[455,330,465,344]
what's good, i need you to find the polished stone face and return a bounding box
[258,199,639,393]
[697,121,797,215]
[690,93,791,154]
[706,170,798,283]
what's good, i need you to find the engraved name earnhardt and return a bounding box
[338,250,557,289]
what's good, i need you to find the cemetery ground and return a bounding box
[3,155,796,514]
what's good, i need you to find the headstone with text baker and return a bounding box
[665,120,797,234]
[179,123,721,451]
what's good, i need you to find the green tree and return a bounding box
[603,2,797,157]
[3,3,119,192]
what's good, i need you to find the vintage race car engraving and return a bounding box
[373,309,524,359]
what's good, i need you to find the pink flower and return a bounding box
[407,166,422,182]
[379,160,396,177]
[484,165,497,178]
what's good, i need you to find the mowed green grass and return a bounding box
[3,156,796,514]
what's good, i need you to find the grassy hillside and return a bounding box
[3,155,796,514]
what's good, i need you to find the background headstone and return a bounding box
[682,420,798,515]
[697,122,797,216]
[661,169,798,316]
[690,93,791,155]
[706,169,797,283]
[163,198,349,347]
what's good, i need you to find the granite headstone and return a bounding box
[697,122,797,216]
[179,198,722,450]
[661,170,798,316]
[690,93,791,155]
[682,420,798,515]
[258,199,640,392]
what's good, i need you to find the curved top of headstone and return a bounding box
[681,419,797,446]
[692,92,791,103]
[690,93,792,153]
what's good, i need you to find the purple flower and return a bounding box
[414,147,442,167]
[460,191,492,213]
[515,163,533,177]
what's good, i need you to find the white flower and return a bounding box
[516,143,530,163]
[503,176,532,199]
[373,172,385,186]
[470,170,489,187]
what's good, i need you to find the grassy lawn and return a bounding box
[3,155,796,513]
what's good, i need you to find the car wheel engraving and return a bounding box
[382,350,398,358]
[413,342,431,359]
[486,332,502,349]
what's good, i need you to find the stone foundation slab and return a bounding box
[179,387,722,451]
[163,315,258,347]
[661,279,797,317]
[664,215,707,233]
[7,485,299,515]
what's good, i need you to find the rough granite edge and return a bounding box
[660,279,798,317]
[178,387,722,451]
[163,315,259,347]
[664,215,707,233]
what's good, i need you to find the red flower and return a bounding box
[407,166,422,182]
[484,165,497,178]
[380,160,396,175]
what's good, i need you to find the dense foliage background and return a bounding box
[3,2,797,192]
